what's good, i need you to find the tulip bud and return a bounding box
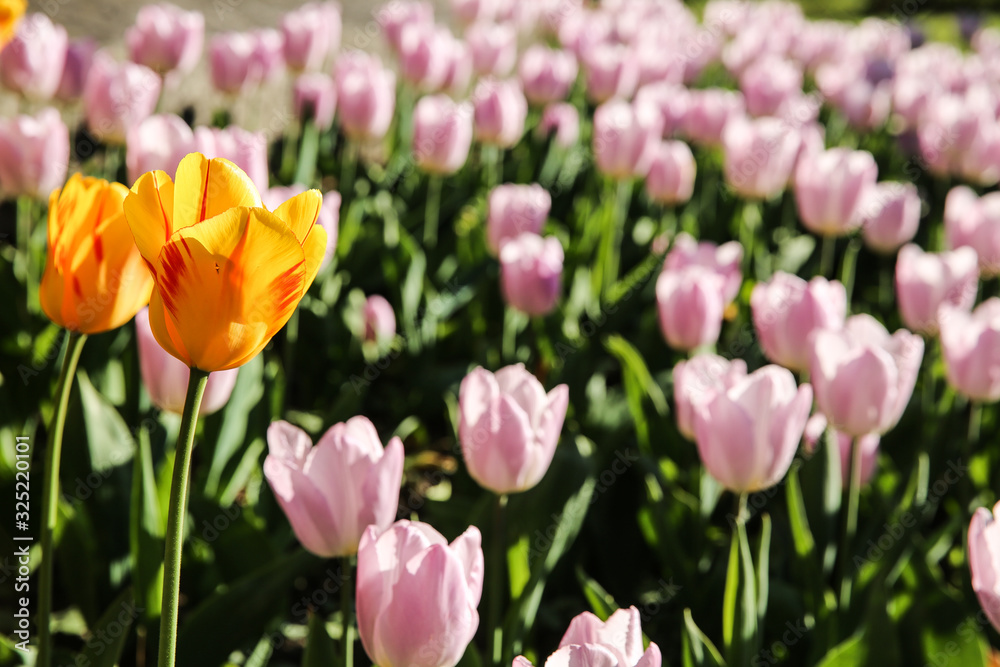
[681,88,744,147]
[802,413,879,487]
[0,12,67,101]
[293,73,337,130]
[859,181,921,253]
[281,1,340,72]
[751,272,847,372]
[362,295,396,344]
[694,365,813,493]
[473,79,527,148]
[459,364,569,494]
[487,184,550,255]
[83,52,161,145]
[136,308,237,415]
[673,354,748,441]
[467,22,517,77]
[664,232,743,303]
[794,147,878,235]
[357,520,483,667]
[810,314,924,436]
[0,108,69,200]
[334,51,396,141]
[940,299,1000,402]
[514,607,662,667]
[969,502,1000,634]
[126,3,204,75]
[722,116,800,200]
[593,99,662,180]
[264,418,404,557]
[895,244,978,336]
[412,95,473,175]
[499,233,563,316]
[646,141,696,206]
[519,45,578,105]
[126,114,194,186]
[538,103,580,148]
[56,38,96,103]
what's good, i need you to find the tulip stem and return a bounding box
[295,119,321,187]
[819,236,836,279]
[839,238,862,310]
[340,142,357,206]
[424,176,443,247]
[16,196,36,315]
[837,436,864,613]
[969,401,982,443]
[341,556,355,667]
[157,367,210,667]
[37,331,87,667]
[600,179,633,297]
[739,200,761,278]
[486,146,503,189]
[487,493,508,667]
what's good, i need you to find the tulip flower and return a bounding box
[945,187,1000,277]
[940,299,1000,402]
[473,78,528,148]
[582,42,640,103]
[499,233,563,316]
[357,520,483,667]
[362,295,396,344]
[376,0,435,54]
[412,95,473,175]
[251,29,284,82]
[693,365,812,493]
[810,314,924,436]
[209,32,261,95]
[656,267,725,352]
[56,38,96,102]
[635,82,690,139]
[593,99,662,180]
[126,114,195,186]
[538,103,580,148]
[458,364,569,494]
[440,33,473,96]
[969,501,1000,634]
[722,116,800,200]
[751,272,847,372]
[519,45,579,105]
[895,244,978,336]
[682,88,745,147]
[122,152,327,372]
[487,183,551,255]
[334,51,396,142]
[0,0,25,48]
[126,3,204,75]
[794,148,878,235]
[136,308,237,415]
[451,0,499,25]
[740,56,803,118]
[264,417,404,557]
[293,73,337,130]
[803,414,879,487]
[859,181,921,254]
[398,23,451,92]
[193,125,270,192]
[0,12,67,100]
[515,607,661,667]
[83,52,161,144]
[0,109,69,200]
[281,1,340,72]
[664,233,743,303]
[468,22,517,77]
[673,354,748,441]
[646,141,696,206]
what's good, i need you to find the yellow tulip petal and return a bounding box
[124,170,175,272]
[148,288,191,365]
[172,153,262,233]
[271,189,322,245]
[301,223,327,291]
[155,206,307,371]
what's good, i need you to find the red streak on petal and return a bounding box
[199,161,211,223]
[269,261,305,316]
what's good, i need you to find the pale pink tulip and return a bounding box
[582,42,639,104]
[126,3,204,75]
[673,354,748,441]
[487,184,551,255]
[740,56,803,118]
[499,233,563,316]
[281,1,340,72]
[376,0,435,54]
[193,125,269,192]
[209,32,261,95]
[803,413,879,487]
[722,116,800,200]
[473,79,527,148]
[412,95,473,175]
[56,39,96,102]
[946,187,1000,277]
[519,45,578,105]
[125,114,194,186]
[0,13,68,100]
[363,295,396,344]
[83,52,161,145]
[335,51,396,142]
[895,244,978,336]
[794,147,878,236]
[0,109,69,200]
[681,89,745,147]
[592,99,662,180]
[538,103,580,148]
[293,73,337,130]
[645,141,696,206]
[940,299,1000,402]
[664,233,743,303]
[969,501,1000,634]
[467,22,517,77]
[656,267,725,352]
[859,182,921,254]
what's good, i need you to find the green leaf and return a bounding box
[302,612,337,667]
[77,587,137,667]
[205,356,265,496]
[756,514,771,624]
[77,369,135,472]
[722,531,738,658]
[814,633,867,667]
[129,427,163,623]
[507,534,531,600]
[774,233,816,274]
[575,568,619,621]
[683,608,727,667]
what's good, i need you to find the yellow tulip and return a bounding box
[0,0,25,47]
[123,152,326,372]
[40,174,154,334]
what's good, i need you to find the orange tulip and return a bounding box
[123,152,326,372]
[0,0,25,48]
[40,174,154,333]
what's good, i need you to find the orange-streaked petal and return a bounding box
[155,206,306,371]
[271,189,322,244]
[301,223,327,291]
[124,169,175,270]
[172,153,262,233]
[147,287,190,365]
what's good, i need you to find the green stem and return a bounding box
[969,401,982,444]
[487,493,508,667]
[342,556,355,667]
[739,200,761,278]
[838,436,863,612]
[840,238,862,310]
[295,120,321,187]
[601,179,633,296]
[424,176,442,247]
[157,368,210,667]
[340,142,357,207]
[819,235,836,279]
[105,145,122,184]
[37,331,87,667]
[16,196,35,315]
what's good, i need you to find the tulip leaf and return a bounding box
[774,234,816,275]
[129,427,163,624]
[682,608,726,667]
[575,567,618,621]
[507,534,531,600]
[77,586,137,667]
[77,369,135,472]
[302,611,337,667]
[204,355,265,497]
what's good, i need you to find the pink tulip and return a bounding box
[293,73,337,130]
[646,141,696,206]
[398,23,451,92]
[895,244,978,336]
[135,307,237,416]
[467,22,517,77]
[473,78,527,148]
[593,99,662,180]
[722,116,800,200]
[83,52,161,145]
[56,39,96,102]
[0,109,69,200]
[281,1,340,72]
[859,182,921,254]
[317,191,341,268]
[946,187,1000,277]
[519,45,579,105]
[376,0,435,54]
[412,95,473,175]
[740,56,803,118]
[335,51,396,142]
[803,413,879,487]
[440,36,473,96]
[357,520,483,667]
[499,232,563,316]
[635,82,690,139]
[633,30,686,88]
[681,88,745,147]
[0,13,67,101]
[487,184,551,255]
[959,122,1000,187]
[459,364,569,493]
[264,417,404,557]
[664,232,743,303]
[193,125,269,192]
[940,299,1000,402]
[514,607,660,667]
[751,272,847,373]
[794,147,878,236]
[251,29,285,82]
[969,501,1000,634]
[126,3,204,75]
[125,114,194,186]
[815,58,892,131]
[810,314,924,436]
[693,365,813,493]
[582,42,639,104]
[363,295,396,344]
[538,103,580,148]
[656,267,725,352]
[262,185,307,211]
[209,32,261,95]
[673,354,748,441]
